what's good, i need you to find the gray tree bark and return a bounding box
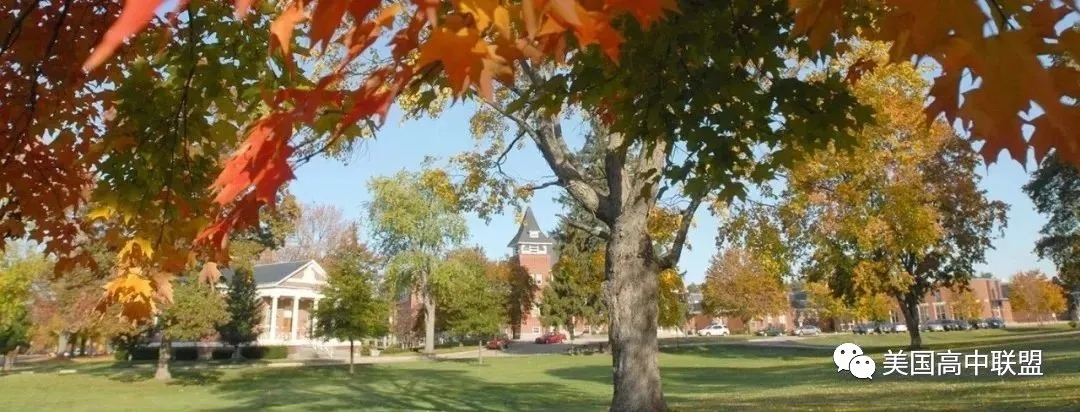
[606,211,667,412]
[154,338,172,381]
[896,293,923,350]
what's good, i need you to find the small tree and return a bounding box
[314,245,389,375]
[949,286,983,321]
[1009,270,1069,324]
[539,250,602,345]
[218,265,262,361]
[440,248,506,365]
[1,242,45,371]
[701,248,790,333]
[155,278,230,381]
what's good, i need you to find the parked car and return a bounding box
[891,323,908,333]
[486,335,512,350]
[954,320,974,331]
[697,324,730,336]
[793,325,821,336]
[873,322,895,334]
[757,326,785,337]
[924,320,946,332]
[852,324,873,334]
[987,318,1006,329]
[534,332,567,344]
[971,319,989,329]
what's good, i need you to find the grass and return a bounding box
[2,329,1079,411]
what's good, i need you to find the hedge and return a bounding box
[113,345,289,361]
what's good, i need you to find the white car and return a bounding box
[698,324,730,336]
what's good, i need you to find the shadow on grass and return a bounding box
[81,363,226,386]
[202,364,599,411]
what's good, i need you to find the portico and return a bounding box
[260,290,323,344]
[220,260,329,346]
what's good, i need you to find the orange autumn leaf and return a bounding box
[99,271,157,321]
[416,18,490,96]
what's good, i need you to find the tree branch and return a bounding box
[509,60,608,218]
[522,179,561,192]
[565,219,611,241]
[659,195,704,270]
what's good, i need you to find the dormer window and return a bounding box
[529,230,540,238]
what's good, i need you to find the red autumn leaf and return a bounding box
[310,0,351,51]
[269,0,307,68]
[83,0,167,71]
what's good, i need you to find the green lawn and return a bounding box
[2,329,1079,411]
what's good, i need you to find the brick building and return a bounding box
[506,207,563,339]
[683,292,796,334]
[909,278,1014,324]
[684,277,1016,335]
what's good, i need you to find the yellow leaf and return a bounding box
[119,237,154,261]
[87,206,114,222]
[100,271,156,321]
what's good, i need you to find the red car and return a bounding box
[486,335,512,350]
[534,332,567,344]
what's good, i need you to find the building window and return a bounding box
[532,326,540,334]
[529,230,540,238]
[521,244,546,254]
[533,274,543,286]
[935,303,947,320]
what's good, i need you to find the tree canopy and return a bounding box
[5,1,1080,409]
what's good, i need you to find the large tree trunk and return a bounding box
[605,214,667,412]
[154,337,172,381]
[896,293,923,350]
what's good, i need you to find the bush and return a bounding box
[113,349,128,361]
[130,347,159,361]
[211,348,234,360]
[379,346,410,356]
[240,345,288,360]
[173,347,199,361]
[360,346,371,356]
[1069,321,1077,329]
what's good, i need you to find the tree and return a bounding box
[1009,270,1069,324]
[949,286,983,321]
[439,247,506,364]
[9,1,1080,409]
[1,242,44,371]
[701,249,790,333]
[539,222,605,341]
[804,281,855,331]
[155,277,230,381]
[853,294,895,323]
[313,244,389,375]
[261,202,354,263]
[721,45,1008,349]
[217,265,262,361]
[229,191,302,265]
[657,269,689,331]
[489,257,537,340]
[368,169,467,355]
[1024,153,1080,293]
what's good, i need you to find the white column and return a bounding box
[311,299,319,333]
[269,296,279,341]
[290,297,300,341]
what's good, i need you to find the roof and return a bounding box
[507,207,554,247]
[220,260,311,287]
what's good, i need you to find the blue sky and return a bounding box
[288,102,1057,285]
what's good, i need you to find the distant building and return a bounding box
[506,207,567,339]
[218,260,328,346]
